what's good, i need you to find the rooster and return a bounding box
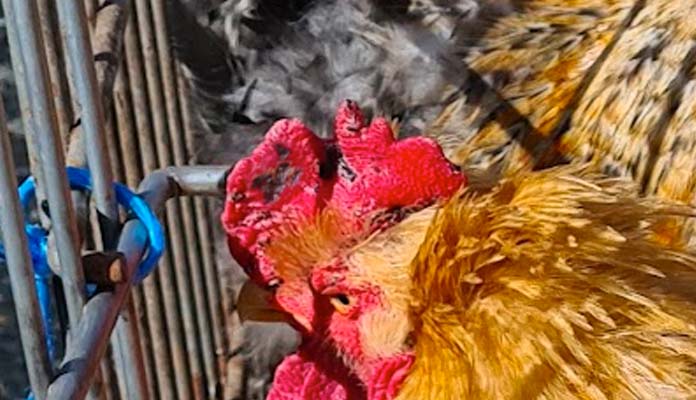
[226,101,696,399]
[168,0,696,398]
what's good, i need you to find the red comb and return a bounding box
[222,100,465,283]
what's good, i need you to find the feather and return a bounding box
[397,167,696,399]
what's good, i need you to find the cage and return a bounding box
[0,1,242,399]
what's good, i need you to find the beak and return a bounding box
[236,280,292,324]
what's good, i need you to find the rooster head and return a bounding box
[222,100,465,398]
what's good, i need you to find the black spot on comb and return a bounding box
[251,162,302,203]
[319,143,340,180]
[274,143,290,158]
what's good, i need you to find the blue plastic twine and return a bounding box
[0,167,166,369]
[62,167,166,283]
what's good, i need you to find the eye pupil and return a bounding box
[336,294,350,306]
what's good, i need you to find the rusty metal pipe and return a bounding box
[150,1,219,395]
[122,11,182,398]
[176,66,228,386]
[133,1,207,397]
[112,64,159,400]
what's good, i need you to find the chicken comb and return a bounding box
[222,100,465,283]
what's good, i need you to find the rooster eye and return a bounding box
[336,294,350,305]
[329,294,353,314]
[267,279,281,291]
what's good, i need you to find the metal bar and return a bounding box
[56,4,146,397]
[56,0,120,246]
[133,1,205,397]
[0,95,53,400]
[37,0,73,149]
[150,2,218,395]
[112,65,159,400]
[198,198,228,380]
[64,2,153,398]
[123,9,183,398]
[66,0,129,167]
[99,344,119,400]
[175,64,236,395]
[206,198,245,400]
[176,65,228,385]
[1,0,52,230]
[128,285,159,400]
[9,0,87,328]
[111,297,149,400]
[104,99,123,187]
[46,166,228,400]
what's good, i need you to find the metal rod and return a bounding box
[1,0,52,230]
[66,0,130,168]
[176,63,236,393]
[104,97,123,186]
[56,4,148,398]
[123,9,183,398]
[9,0,87,328]
[112,64,159,400]
[0,94,53,400]
[99,102,122,400]
[99,344,119,400]
[129,286,160,400]
[151,2,218,393]
[133,1,206,397]
[177,65,228,384]
[111,297,149,400]
[56,0,120,246]
[37,0,73,149]
[45,166,228,400]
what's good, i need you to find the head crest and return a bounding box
[222,100,465,283]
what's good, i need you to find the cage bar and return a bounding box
[36,0,73,147]
[111,65,159,400]
[132,1,206,398]
[1,1,236,398]
[177,66,229,387]
[122,9,189,399]
[56,3,150,399]
[56,0,119,240]
[7,0,87,328]
[45,167,228,400]
[150,1,218,395]
[0,94,53,400]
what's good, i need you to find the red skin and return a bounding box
[222,101,465,399]
[307,263,416,400]
[268,339,365,400]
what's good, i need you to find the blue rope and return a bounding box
[63,167,166,282]
[0,167,166,369]
[0,178,58,362]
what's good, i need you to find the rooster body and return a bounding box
[169,0,696,398]
[432,0,696,199]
